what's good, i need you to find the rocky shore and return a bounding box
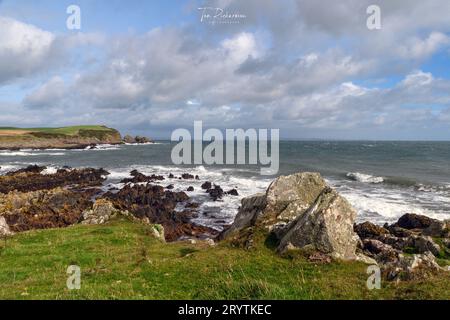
[0,168,448,283]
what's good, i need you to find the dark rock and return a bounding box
[195,175,200,180]
[104,184,217,241]
[354,221,389,239]
[168,173,174,178]
[6,165,46,176]
[134,135,151,144]
[187,186,194,192]
[182,173,195,180]
[0,167,109,194]
[225,189,239,196]
[207,185,224,201]
[166,185,174,190]
[396,213,434,229]
[201,182,212,190]
[120,170,164,184]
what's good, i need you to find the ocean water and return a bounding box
[0,141,449,229]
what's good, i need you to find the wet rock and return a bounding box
[6,165,46,176]
[187,186,194,192]
[207,185,224,201]
[181,173,194,180]
[134,135,152,144]
[168,173,174,179]
[354,221,389,239]
[225,189,239,196]
[278,187,359,261]
[195,175,200,180]
[104,184,217,241]
[120,170,164,184]
[166,185,174,190]
[0,167,109,194]
[201,181,212,190]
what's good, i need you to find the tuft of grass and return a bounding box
[0,219,448,300]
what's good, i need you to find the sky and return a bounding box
[1,0,450,140]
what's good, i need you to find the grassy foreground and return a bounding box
[0,217,449,300]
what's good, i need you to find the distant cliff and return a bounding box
[0,125,122,150]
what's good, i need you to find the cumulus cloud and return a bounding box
[2,1,450,139]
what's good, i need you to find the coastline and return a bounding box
[0,164,448,299]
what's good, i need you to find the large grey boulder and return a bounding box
[0,216,13,236]
[221,172,327,239]
[277,187,359,261]
[221,172,363,262]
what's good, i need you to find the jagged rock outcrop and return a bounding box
[355,213,450,281]
[221,172,327,240]
[278,187,359,260]
[0,188,94,232]
[221,172,361,262]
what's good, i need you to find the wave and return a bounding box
[0,151,65,156]
[346,172,384,184]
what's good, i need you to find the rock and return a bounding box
[149,224,165,242]
[354,222,389,239]
[408,235,441,256]
[219,193,267,239]
[134,135,152,144]
[387,226,415,238]
[187,186,194,192]
[0,167,109,194]
[396,213,434,229]
[168,173,174,179]
[422,219,449,237]
[104,184,217,241]
[0,216,13,236]
[1,188,95,232]
[225,189,239,196]
[201,182,212,190]
[181,173,194,180]
[355,253,378,265]
[82,199,129,225]
[265,172,327,223]
[277,187,358,261]
[166,185,174,190]
[120,170,164,184]
[383,251,442,281]
[443,239,450,249]
[362,239,398,256]
[207,185,224,201]
[123,135,135,144]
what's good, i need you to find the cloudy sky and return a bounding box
[1,0,450,139]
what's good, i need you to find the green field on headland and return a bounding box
[0,125,122,149]
[0,217,448,300]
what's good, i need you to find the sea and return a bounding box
[1,141,449,230]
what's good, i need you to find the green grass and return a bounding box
[0,218,448,300]
[0,125,114,136]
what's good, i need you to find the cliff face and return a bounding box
[0,126,122,150]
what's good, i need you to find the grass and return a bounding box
[0,218,448,300]
[0,125,114,136]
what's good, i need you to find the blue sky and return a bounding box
[1,0,450,140]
